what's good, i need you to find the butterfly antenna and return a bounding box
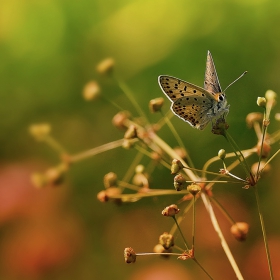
[224,71,248,92]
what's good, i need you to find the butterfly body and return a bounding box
[158,51,229,130]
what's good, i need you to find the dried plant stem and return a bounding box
[201,193,244,280]
[172,216,190,250]
[70,139,136,162]
[261,148,280,172]
[256,123,267,176]
[113,74,149,124]
[170,200,194,235]
[109,189,190,200]
[192,258,214,280]
[44,135,67,154]
[254,186,274,280]
[211,197,235,225]
[224,131,254,184]
[149,131,197,181]
[192,196,196,249]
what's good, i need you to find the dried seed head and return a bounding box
[173,174,187,191]
[162,204,180,217]
[124,125,138,139]
[29,123,51,141]
[257,97,266,108]
[112,111,131,130]
[159,232,174,249]
[97,187,121,203]
[187,184,201,196]
[171,159,184,174]
[103,172,118,188]
[124,247,136,263]
[211,117,229,135]
[153,244,172,258]
[218,149,226,160]
[97,190,109,202]
[149,97,164,113]
[96,58,114,75]
[230,222,249,241]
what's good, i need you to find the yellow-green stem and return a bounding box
[254,186,274,280]
[172,216,190,250]
[193,258,214,280]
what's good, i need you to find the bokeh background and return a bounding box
[1,0,280,279]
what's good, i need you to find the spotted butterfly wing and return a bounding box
[158,76,220,130]
[204,50,222,94]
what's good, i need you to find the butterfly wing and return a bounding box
[158,75,216,130]
[204,51,222,94]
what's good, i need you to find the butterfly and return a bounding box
[158,51,229,130]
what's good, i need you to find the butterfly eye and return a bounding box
[218,94,225,101]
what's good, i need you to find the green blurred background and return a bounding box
[0,0,280,279]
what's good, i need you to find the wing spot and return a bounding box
[193,90,197,93]
[184,86,187,91]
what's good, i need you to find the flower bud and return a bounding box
[159,232,174,249]
[124,125,137,139]
[230,222,249,241]
[96,58,114,75]
[149,98,164,113]
[112,111,131,130]
[162,204,180,217]
[122,139,135,149]
[124,247,136,263]
[153,244,172,258]
[218,149,226,160]
[97,187,121,203]
[257,97,266,108]
[45,166,65,186]
[171,159,184,174]
[187,184,201,196]
[135,165,144,174]
[103,172,118,188]
[173,174,187,191]
[82,81,100,101]
[29,123,51,141]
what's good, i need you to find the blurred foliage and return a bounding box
[0,0,280,279]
